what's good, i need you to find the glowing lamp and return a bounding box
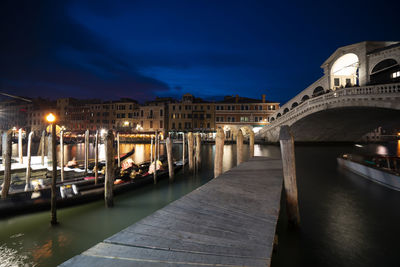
[46,113,56,123]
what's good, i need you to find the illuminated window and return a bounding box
[392,71,400,78]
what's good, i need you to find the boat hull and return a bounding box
[337,158,400,191]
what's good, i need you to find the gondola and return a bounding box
[0,159,182,218]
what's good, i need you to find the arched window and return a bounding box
[291,102,298,109]
[313,86,324,97]
[276,113,281,118]
[330,53,359,88]
[270,117,275,121]
[301,95,310,102]
[370,59,399,85]
[283,108,289,114]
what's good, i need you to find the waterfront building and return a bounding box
[0,98,30,131]
[113,98,140,132]
[215,94,279,139]
[136,97,175,137]
[27,98,57,135]
[168,93,215,135]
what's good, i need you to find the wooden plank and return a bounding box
[61,156,283,267]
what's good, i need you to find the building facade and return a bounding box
[215,94,279,138]
[168,93,215,133]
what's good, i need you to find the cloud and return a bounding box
[0,0,170,102]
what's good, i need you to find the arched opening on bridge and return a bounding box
[301,95,310,102]
[276,113,281,118]
[312,86,325,97]
[370,58,399,85]
[270,117,275,122]
[330,53,359,89]
[283,108,289,114]
[291,102,298,109]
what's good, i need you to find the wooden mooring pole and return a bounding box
[18,128,23,164]
[150,136,153,163]
[279,125,300,227]
[1,130,12,199]
[249,130,255,158]
[195,133,201,167]
[25,131,34,191]
[182,133,185,168]
[84,130,89,174]
[236,129,244,165]
[50,123,58,225]
[153,132,158,184]
[188,132,194,171]
[60,130,64,182]
[94,131,99,185]
[40,130,45,166]
[47,134,52,167]
[104,130,114,208]
[117,132,121,168]
[214,128,225,178]
[166,137,174,181]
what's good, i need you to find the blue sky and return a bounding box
[0,0,398,104]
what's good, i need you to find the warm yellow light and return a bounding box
[46,113,56,123]
[124,121,129,126]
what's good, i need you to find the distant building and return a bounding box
[136,97,175,137]
[168,93,215,134]
[0,98,30,131]
[27,98,57,135]
[113,98,140,132]
[2,92,281,138]
[215,94,279,139]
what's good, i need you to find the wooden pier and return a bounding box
[61,156,283,267]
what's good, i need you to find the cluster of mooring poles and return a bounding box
[213,127,256,178]
[1,123,299,228]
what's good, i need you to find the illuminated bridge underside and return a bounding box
[257,84,400,142]
[289,107,399,142]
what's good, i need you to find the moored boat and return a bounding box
[0,159,182,218]
[337,154,400,191]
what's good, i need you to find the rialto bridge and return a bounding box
[257,41,400,142]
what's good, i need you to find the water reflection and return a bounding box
[397,140,400,157]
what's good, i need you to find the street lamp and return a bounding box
[45,112,58,225]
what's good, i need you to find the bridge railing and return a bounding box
[264,82,400,130]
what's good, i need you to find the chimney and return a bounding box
[262,94,266,103]
[235,95,239,103]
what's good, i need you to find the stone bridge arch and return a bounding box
[370,58,399,84]
[256,85,400,142]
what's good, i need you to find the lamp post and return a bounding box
[46,113,58,225]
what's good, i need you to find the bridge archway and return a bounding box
[283,108,289,114]
[330,53,359,89]
[312,86,325,97]
[276,113,281,118]
[270,117,275,122]
[370,58,399,85]
[301,95,310,102]
[291,102,298,109]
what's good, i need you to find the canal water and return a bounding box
[1,142,399,266]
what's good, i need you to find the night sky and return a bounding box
[0,0,398,104]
